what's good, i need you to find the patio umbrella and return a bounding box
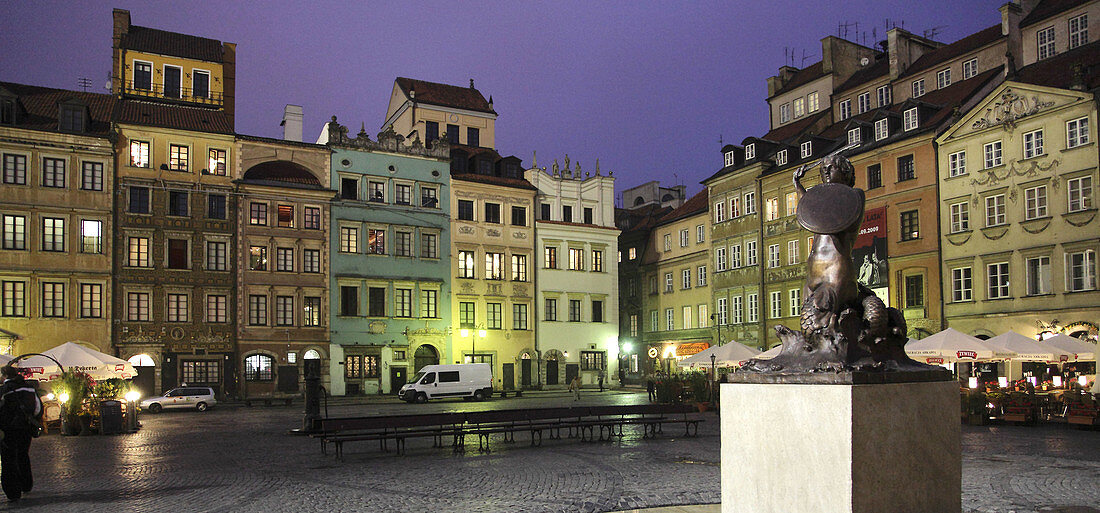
[15,342,136,382]
[904,328,1015,363]
[679,343,761,368]
[985,331,1071,362]
[753,345,783,360]
[1041,333,1096,361]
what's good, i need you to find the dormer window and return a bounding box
[874,119,889,141]
[59,103,86,133]
[847,128,861,145]
[780,103,791,123]
[0,97,16,125]
[192,70,210,99]
[800,141,812,158]
[776,149,788,166]
[936,68,951,89]
[903,108,919,131]
[724,151,735,167]
[745,144,756,160]
[911,79,925,98]
[877,85,891,107]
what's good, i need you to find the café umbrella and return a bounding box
[14,342,136,382]
[904,328,1015,363]
[985,331,1071,362]
[1041,333,1096,361]
[679,343,760,368]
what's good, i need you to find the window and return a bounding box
[904,275,924,307]
[1025,185,1048,220]
[164,65,182,98]
[1026,256,1052,296]
[484,202,501,224]
[950,202,970,233]
[367,229,385,254]
[57,103,83,133]
[696,224,705,244]
[897,155,915,181]
[167,239,188,269]
[698,265,707,287]
[540,203,551,221]
[746,293,758,322]
[303,249,320,273]
[276,247,294,272]
[724,151,735,167]
[388,183,410,206]
[79,283,102,318]
[513,303,528,330]
[1068,176,1093,212]
[1067,117,1090,148]
[208,194,227,220]
[42,158,65,188]
[130,140,150,168]
[839,99,851,120]
[1067,250,1097,291]
[715,297,728,326]
[745,144,756,160]
[508,205,527,227]
[1070,14,1088,49]
[592,250,603,272]
[629,247,637,260]
[546,299,558,321]
[714,201,726,223]
[776,149,788,166]
[963,58,978,79]
[728,196,741,218]
[395,231,412,257]
[207,295,227,323]
[80,161,103,191]
[800,141,812,158]
[746,240,758,266]
[1023,129,1044,159]
[985,194,1006,227]
[936,68,951,89]
[129,186,149,214]
[458,250,475,278]
[731,296,742,324]
[167,293,189,322]
[807,91,820,112]
[395,289,413,318]
[2,215,25,250]
[987,263,1010,299]
[791,97,804,118]
[42,217,64,252]
[949,151,966,177]
[744,192,756,214]
[867,164,882,189]
[169,144,189,171]
[903,108,918,131]
[682,305,692,329]
[847,128,861,146]
[780,103,790,123]
[983,141,1002,168]
[272,205,293,228]
[765,197,779,221]
[562,205,573,223]
[339,226,358,253]
[40,282,64,318]
[544,246,558,269]
[486,252,504,279]
[168,191,188,217]
[664,272,674,293]
[629,314,638,337]
[581,351,606,371]
[769,291,782,319]
[767,244,780,268]
[423,121,439,143]
[127,237,150,267]
[952,267,972,302]
[181,360,221,384]
[857,92,871,114]
[682,269,691,289]
[876,85,891,107]
[420,290,438,318]
[730,244,742,268]
[789,288,801,317]
[368,287,386,317]
[1037,26,1056,60]
[459,301,475,328]
[2,153,26,184]
[665,308,674,330]
[339,286,358,316]
[467,127,480,147]
[412,232,434,259]
[911,79,925,98]
[208,148,227,175]
[368,181,385,202]
[340,177,358,200]
[900,210,919,241]
[782,192,797,217]
[485,302,502,329]
[132,60,152,90]
[249,245,267,271]
[127,292,150,321]
[457,200,474,221]
[787,239,799,265]
[679,229,689,247]
[80,220,102,253]
[874,119,889,141]
[244,354,274,381]
[715,246,728,271]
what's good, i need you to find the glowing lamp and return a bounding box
[45,393,55,401]
[478,329,486,338]
[967,377,978,389]
[1052,376,1062,387]
[58,392,70,404]
[460,329,469,338]
[1080,376,1089,387]
[997,377,1008,388]
[125,391,141,402]
[622,342,634,353]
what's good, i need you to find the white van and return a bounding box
[398,363,493,403]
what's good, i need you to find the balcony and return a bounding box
[124,81,224,107]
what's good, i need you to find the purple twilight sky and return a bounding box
[1,0,1003,202]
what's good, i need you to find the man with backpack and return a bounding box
[0,365,42,502]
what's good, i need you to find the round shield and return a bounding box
[796,183,863,234]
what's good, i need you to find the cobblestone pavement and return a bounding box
[4,391,1097,513]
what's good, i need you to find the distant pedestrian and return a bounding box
[569,375,582,401]
[646,377,656,402]
[598,373,605,392]
[0,366,42,502]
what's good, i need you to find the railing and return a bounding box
[123,81,224,107]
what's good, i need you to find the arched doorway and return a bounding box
[127,354,156,397]
[414,345,439,372]
[545,351,560,386]
[303,349,321,360]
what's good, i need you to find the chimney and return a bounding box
[221,42,237,129]
[111,9,131,95]
[281,105,303,142]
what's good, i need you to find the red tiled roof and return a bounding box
[1014,39,1100,89]
[657,188,708,226]
[900,25,1003,79]
[835,58,889,94]
[451,172,537,191]
[116,100,234,134]
[770,61,826,98]
[761,109,832,143]
[121,25,225,62]
[1020,0,1091,27]
[0,81,116,137]
[396,77,496,114]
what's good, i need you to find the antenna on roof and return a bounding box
[77,77,92,92]
[923,26,946,40]
[719,134,724,147]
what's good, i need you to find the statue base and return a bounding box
[720,379,960,513]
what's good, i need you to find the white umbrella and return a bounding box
[1042,333,1096,361]
[754,345,783,360]
[16,342,136,382]
[679,343,761,368]
[986,331,1071,362]
[905,328,1015,363]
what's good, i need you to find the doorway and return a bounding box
[502,363,514,390]
[546,359,559,385]
[128,354,156,397]
[414,345,439,372]
[390,366,407,394]
[520,358,532,388]
[565,364,579,385]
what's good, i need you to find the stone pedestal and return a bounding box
[720,379,960,513]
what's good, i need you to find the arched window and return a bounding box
[128,354,155,367]
[244,354,274,381]
[303,349,321,360]
[633,196,645,206]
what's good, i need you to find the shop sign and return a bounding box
[676,343,710,357]
[925,357,944,364]
[956,350,977,359]
[647,347,658,358]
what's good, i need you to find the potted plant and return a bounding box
[54,370,93,435]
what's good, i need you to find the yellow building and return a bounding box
[0,83,116,356]
[383,77,495,150]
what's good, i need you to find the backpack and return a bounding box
[0,386,43,438]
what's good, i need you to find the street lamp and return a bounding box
[710,314,726,347]
[710,353,717,403]
[460,326,486,363]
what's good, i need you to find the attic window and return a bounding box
[0,98,15,125]
[59,104,85,133]
[847,128,861,145]
[745,144,755,160]
[800,141,812,158]
[776,149,788,166]
[911,79,925,98]
[874,119,889,141]
[903,108,919,131]
[724,151,735,167]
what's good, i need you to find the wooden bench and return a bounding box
[316,413,465,458]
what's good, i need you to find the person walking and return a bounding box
[646,376,656,402]
[598,372,605,392]
[0,366,42,502]
[569,375,582,401]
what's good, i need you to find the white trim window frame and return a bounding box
[903,108,918,131]
[807,91,820,112]
[1067,117,1090,148]
[857,92,870,114]
[911,79,925,98]
[1023,129,1044,159]
[1037,26,1056,60]
[962,58,978,80]
[847,127,861,145]
[936,68,951,89]
[949,151,966,177]
[876,85,891,107]
[987,262,1010,299]
[839,99,852,120]
[1067,175,1093,212]
[950,202,969,233]
[985,194,1006,227]
[1066,249,1097,292]
[776,149,788,166]
[745,144,755,160]
[1024,185,1048,220]
[800,141,812,158]
[874,118,889,141]
[1069,14,1088,49]
[983,141,1002,168]
[952,267,972,302]
[780,103,790,123]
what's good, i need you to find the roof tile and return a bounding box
[396,77,496,114]
[116,100,234,134]
[0,81,116,137]
[900,25,1003,79]
[121,25,225,62]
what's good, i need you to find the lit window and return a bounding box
[807,92,820,112]
[130,140,150,168]
[367,229,385,254]
[79,283,102,318]
[339,226,358,253]
[900,210,919,240]
[793,97,805,118]
[785,191,797,217]
[207,295,228,323]
[765,197,779,221]
[81,219,102,253]
[169,144,189,171]
[208,148,227,175]
[458,250,476,278]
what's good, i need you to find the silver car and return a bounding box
[139,387,216,413]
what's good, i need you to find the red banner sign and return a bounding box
[956,350,977,359]
[926,357,944,364]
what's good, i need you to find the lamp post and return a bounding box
[710,314,726,347]
[710,353,717,403]
[459,326,486,363]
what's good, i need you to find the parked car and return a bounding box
[140,387,216,413]
[398,364,493,403]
